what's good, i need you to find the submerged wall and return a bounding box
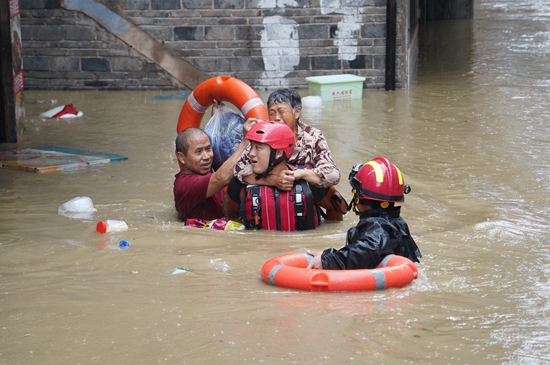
[19,0,419,91]
[423,0,473,21]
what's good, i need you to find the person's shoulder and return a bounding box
[299,121,324,138]
[228,176,244,189]
[176,171,210,178]
[299,120,315,132]
[227,177,245,202]
[175,171,213,184]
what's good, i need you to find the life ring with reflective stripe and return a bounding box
[177,76,268,134]
[261,253,418,292]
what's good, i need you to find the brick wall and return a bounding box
[20,0,413,90]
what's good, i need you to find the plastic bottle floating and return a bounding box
[96,220,128,233]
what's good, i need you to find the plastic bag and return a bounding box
[210,258,230,272]
[204,106,245,171]
[58,196,97,219]
[185,218,245,231]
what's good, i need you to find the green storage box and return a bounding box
[306,74,366,101]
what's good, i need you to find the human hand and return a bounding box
[306,250,323,269]
[211,99,225,117]
[243,118,259,135]
[293,168,306,181]
[272,169,295,191]
[292,168,322,185]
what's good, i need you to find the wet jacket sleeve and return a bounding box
[320,221,395,270]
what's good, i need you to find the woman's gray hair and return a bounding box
[266,88,302,113]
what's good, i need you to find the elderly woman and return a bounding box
[235,88,340,190]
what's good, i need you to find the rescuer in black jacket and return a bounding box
[307,156,421,270]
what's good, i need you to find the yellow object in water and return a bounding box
[203,219,245,231]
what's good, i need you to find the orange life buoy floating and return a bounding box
[261,253,418,292]
[177,76,269,134]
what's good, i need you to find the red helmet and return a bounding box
[245,121,295,159]
[349,156,409,203]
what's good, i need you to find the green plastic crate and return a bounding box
[306,74,366,101]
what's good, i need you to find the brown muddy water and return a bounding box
[2,1,550,364]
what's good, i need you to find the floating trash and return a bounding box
[96,220,129,233]
[301,95,324,108]
[210,258,230,272]
[58,196,97,219]
[153,91,191,101]
[171,267,190,274]
[41,104,83,118]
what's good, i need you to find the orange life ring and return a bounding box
[177,75,269,134]
[261,253,418,292]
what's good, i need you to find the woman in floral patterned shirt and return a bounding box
[234,88,341,191]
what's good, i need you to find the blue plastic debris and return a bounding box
[153,91,191,101]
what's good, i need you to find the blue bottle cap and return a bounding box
[119,240,130,248]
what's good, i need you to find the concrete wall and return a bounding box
[20,0,417,91]
[423,0,473,21]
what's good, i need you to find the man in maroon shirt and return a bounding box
[174,120,254,222]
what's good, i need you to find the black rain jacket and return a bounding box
[321,206,421,270]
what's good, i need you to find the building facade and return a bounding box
[19,0,423,91]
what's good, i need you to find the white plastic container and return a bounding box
[96,220,128,233]
[301,95,324,108]
[58,196,97,214]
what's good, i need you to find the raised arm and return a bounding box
[206,118,256,197]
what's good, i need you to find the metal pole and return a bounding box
[385,0,397,91]
[1,0,19,143]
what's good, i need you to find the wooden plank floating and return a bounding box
[0,146,128,173]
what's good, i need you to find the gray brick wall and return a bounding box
[20,0,414,90]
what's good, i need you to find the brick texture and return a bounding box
[19,0,415,90]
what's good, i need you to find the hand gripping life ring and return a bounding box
[177,75,268,134]
[261,253,418,292]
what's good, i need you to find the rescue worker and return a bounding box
[307,157,422,269]
[223,121,346,231]
[234,88,340,191]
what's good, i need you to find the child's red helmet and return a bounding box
[245,121,295,159]
[349,156,410,203]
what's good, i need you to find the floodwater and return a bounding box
[2,0,550,364]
